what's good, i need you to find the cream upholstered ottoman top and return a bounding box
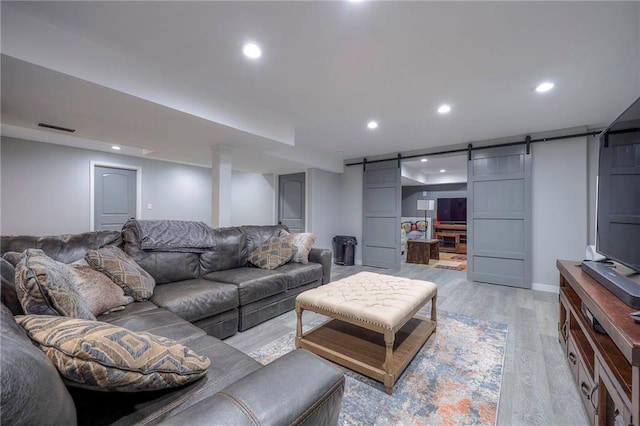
[296,271,437,331]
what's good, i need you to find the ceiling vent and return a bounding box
[37,123,76,133]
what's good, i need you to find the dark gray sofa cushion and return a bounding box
[276,262,323,289]
[122,227,200,284]
[69,335,262,426]
[98,307,206,345]
[1,304,77,426]
[199,226,248,274]
[203,268,287,305]
[150,279,238,322]
[0,231,122,264]
[1,258,23,315]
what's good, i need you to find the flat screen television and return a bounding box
[582,96,640,307]
[436,197,467,224]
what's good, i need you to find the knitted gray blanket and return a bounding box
[124,220,216,252]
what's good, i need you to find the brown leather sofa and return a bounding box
[0,223,343,425]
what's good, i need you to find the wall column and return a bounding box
[211,145,232,227]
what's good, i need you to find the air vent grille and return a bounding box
[37,123,76,133]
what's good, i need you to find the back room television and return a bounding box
[596,95,640,274]
[437,198,467,224]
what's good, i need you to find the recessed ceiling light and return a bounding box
[367,121,378,129]
[421,158,428,163]
[440,169,446,173]
[243,43,262,59]
[535,82,554,93]
[437,104,451,114]
[112,146,121,150]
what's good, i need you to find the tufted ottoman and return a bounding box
[295,271,437,394]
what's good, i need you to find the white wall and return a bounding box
[531,137,589,291]
[335,165,364,264]
[307,168,341,250]
[1,137,211,235]
[230,171,275,226]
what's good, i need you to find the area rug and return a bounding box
[430,253,467,271]
[248,310,507,425]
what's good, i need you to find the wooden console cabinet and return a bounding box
[433,223,467,254]
[557,260,640,425]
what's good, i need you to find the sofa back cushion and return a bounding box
[200,227,247,275]
[0,230,122,264]
[122,227,200,284]
[1,258,23,315]
[0,304,77,426]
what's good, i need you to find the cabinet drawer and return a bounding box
[578,362,596,424]
[567,336,579,383]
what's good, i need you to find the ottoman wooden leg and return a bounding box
[431,293,438,326]
[295,303,303,348]
[383,329,395,394]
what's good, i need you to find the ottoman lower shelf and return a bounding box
[296,316,436,390]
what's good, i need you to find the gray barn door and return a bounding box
[278,172,305,232]
[94,166,137,231]
[467,145,532,288]
[362,160,401,269]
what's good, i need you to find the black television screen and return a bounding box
[437,198,467,223]
[596,96,640,273]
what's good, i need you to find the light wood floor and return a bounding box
[225,263,589,426]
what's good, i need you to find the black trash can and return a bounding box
[332,235,358,266]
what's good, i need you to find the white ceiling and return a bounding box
[2,1,639,175]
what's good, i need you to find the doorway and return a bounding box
[278,172,306,232]
[91,162,141,231]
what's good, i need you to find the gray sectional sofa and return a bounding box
[0,221,343,426]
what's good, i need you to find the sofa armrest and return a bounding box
[309,248,332,284]
[159,349,344,426]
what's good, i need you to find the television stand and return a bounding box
[433,223,467,254]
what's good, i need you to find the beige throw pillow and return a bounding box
[68,264,134,316]
[85,245,155,301]
[280,231,317,264]
[16,315,211,392]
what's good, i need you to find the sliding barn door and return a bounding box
[467,145,532,288]
[362,160,401,269]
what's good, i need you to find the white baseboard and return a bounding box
[532,282,559,294]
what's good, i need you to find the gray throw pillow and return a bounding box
[14,249,95,320]
[85,245,155,301]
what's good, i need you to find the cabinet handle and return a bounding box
[561,320,568,338]
[568,352,577,365]
[580,382,591,399]
[590,383,599,415]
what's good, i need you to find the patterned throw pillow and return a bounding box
[15,249,95,320]
[68,264,134,316]
[280,230,317,264]
[85,245,155,301]
[16,315,211,392]
[248,235,297,270]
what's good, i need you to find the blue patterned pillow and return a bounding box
[16,315,211,392]
[15,249,95,320]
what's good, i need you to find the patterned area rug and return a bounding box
[249,309,507,425]
[410,253,467,271]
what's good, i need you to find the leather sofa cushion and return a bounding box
[199,227,247,274]
[275,262,323,289]
[0,231,122,264]
[99,307,206,345]
[69,335,261,426]
[204,268,287,305]
[241,225,288,254]
[151,279,238,322]
[1,304,77,426]
[1,258,23,315]
[122,228,200,284]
